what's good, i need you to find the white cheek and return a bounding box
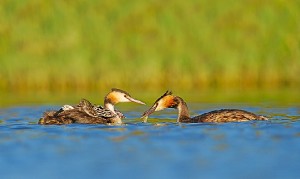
[118,96,126,102]
[115,93,130,102]
[155,106,163,111]
[155,101,165,111]
[121,96,130,102]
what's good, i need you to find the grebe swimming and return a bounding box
[39,88,145,125]
[141,91,267,123]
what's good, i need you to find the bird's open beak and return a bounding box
[126,96,146,105]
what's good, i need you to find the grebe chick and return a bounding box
[141,91,268,123]
[39,88,145,125]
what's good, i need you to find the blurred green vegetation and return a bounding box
[0,0,299,96]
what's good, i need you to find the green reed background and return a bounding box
[0,0,299,96]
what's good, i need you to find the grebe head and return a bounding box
[141,90,179,118]
[105,88,145,105]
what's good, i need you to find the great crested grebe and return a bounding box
[39,88,145,125]
[141,91,268,123]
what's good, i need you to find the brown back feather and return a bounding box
[192,109,268,123]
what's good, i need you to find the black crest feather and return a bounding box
[153,90,173,103]
[111,88,131,96]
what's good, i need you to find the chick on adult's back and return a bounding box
[39,88,145,125]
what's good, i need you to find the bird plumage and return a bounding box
[142,91,268,123]
[39,88,145,125]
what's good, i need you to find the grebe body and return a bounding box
[39,88,145,125]
[142,91,267,123]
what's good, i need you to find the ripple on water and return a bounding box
[0,105,300,178]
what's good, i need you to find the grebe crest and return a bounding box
[105,88,145,105]
[104,88,145,113]
[142,90,182,117]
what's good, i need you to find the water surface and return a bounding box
[0,104,300,179]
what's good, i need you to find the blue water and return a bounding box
[0,104,300,179]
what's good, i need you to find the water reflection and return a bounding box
[110,130,147,142]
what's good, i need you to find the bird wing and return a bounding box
[56,99,119,119]
[192,109,267,123]
[93,105,118,118]
[77,99,99,117]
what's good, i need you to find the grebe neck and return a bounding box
[176,97,191,123]
[104,102,115,113]
[104,102,122,124]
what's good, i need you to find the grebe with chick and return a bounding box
[39,88,145,125]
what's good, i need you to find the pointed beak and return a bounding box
[141,103,157,119]
[126,96,146,105]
